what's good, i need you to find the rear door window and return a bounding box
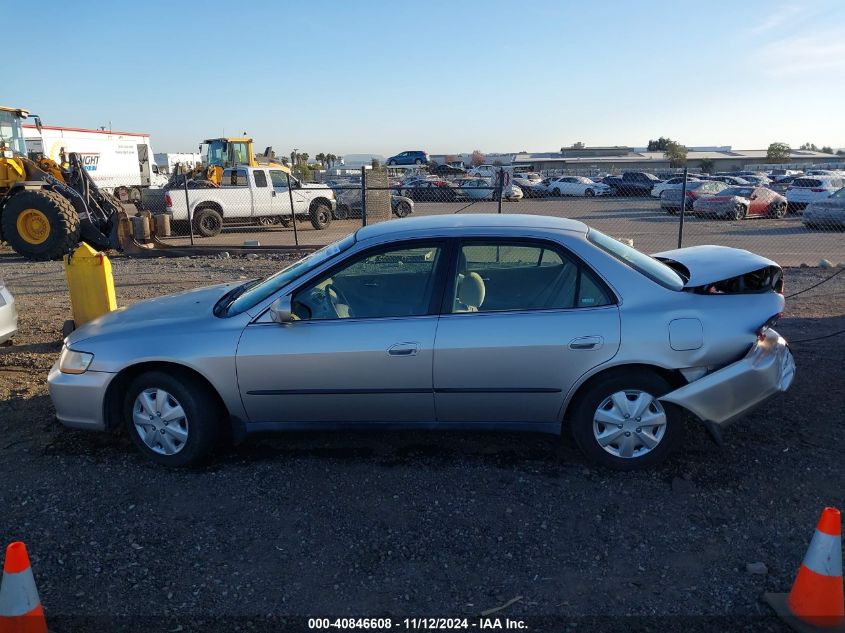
[793,178,822,188]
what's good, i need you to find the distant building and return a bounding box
[513,146,843,173]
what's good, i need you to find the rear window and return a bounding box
[792,178,822,188]
[587,229,685,291]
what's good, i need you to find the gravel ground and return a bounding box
[0,250,843,632]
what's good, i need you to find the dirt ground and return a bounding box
[0,250,843,632]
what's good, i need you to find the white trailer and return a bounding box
[24,124,168,201]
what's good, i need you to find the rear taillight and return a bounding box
[811,188,827,192]
[685,191,695,197]
[164,193,172,208]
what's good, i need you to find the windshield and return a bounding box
[206,140,227,167]
[0,110,27,156]
[720,187,755,197]
[588,229,685,290]
[225,234,356,315]
[830,188,845,199]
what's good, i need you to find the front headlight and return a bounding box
[59,347,94,374]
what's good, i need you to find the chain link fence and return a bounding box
[108,164,845,266]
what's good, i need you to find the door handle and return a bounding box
[569,336,603,350]
[388,343,419,356]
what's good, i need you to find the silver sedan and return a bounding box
[48,215,795,468]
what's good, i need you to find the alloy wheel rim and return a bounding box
[592,390,667,459]
[16,209,50,245]
[132,388,189,455]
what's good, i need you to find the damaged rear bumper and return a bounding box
[659,328,795,429]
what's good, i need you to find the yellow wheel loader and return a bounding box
[166,137,289,189]
[0,106,127,261]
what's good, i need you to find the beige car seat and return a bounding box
[454,272,486,312]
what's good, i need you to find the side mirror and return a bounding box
[269,296,293,323]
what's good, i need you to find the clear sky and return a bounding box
[7,0,845,156]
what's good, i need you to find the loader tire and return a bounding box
[1,189,80,261]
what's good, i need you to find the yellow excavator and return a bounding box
[0,106,129,260]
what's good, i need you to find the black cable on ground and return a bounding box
[788,328,845,344]
[786,266,845,299]
[452,199,481,214]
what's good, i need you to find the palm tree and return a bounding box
[316,152,326,166]
[300,152,309,165]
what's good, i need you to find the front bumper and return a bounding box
[47,360,114,431]
[660,328,795,428]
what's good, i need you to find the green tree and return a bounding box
[837,149,845,157]
[315,152,326,165]
[821,146,833,154]
[766,142,791,163]
[663,140,688,167]
[647,137,672,152]
[371,158,380,169]
[698,158,715,174]
[299,152,309,165]
[799,142,818,151]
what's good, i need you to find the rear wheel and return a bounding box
[333,204,350,220]
[123,370,224,467]
[570,371,684,470]
[553,188,561,197]
[585,188,595,197]
[770,201,787,219]
[394,200,412,218]
[309,203,332,230]
[1,189,80,260]
[193,207,223,237]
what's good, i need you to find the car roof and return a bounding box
[355,213,589,241]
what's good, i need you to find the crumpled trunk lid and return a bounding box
[652,245,783,293]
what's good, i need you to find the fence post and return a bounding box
[497,168,504,214]
[361,166,368,227]
[677,166,688,248]
[285,172,299,246]
[182,164,194,246]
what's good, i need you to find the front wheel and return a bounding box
[585,189,595,197]
[570,371,684,470]
[1,189,81,260]
[770,201,787,219]
[732,203,747,221]
[123,370,224,467]
[309,203,332,230]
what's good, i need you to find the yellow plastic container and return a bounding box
[63,243,117,326]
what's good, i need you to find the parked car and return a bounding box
[48,214,795,469]
[430,163,466,177]
[386,151,430,166]
[500,184,524,201]
[802,187,845,230]
[651,176,701,199]
[0,281,18,345]
[164,167,337,234]
[512,172,543,189]
[331,186,415,220]
[660,180,729,213]
[786,176,845,212]
[768,175,801,194]
[468,164,500,178]
[734,174,771,186]
[403,181,456,202]
[710,176,751,186]
[457,179,523,201]
[693,186,787,220]
[603,172,662,196]
[546,176,613,197]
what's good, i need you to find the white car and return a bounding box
[651,176,700,199]
[546,176,612,197]
[786,175,845,212]
[512,172,542,188]
[0,281,18,345]
[468,164,499,178]
[457,179,523,201]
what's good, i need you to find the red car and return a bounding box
[692,186,788,220]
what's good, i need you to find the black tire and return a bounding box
[585,188,595,197]
[552,188,561,197]
[387,160,395,167]
[393,200,412,218]
[415,159,424,165]
[1,189,80,260]
[569,370,684,470]
[770,201,787,219]
[333,204,350,220]
[732,203,747,221]
[665,207,678,216]
[193,206,223,237]
[309,203,332,229]
[123,370,224,467]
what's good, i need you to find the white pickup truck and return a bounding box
[163,166,337,236]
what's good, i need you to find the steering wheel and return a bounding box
[325,283,353,318]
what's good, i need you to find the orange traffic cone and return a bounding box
[765,507,845,633]
[0,542,48,633]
